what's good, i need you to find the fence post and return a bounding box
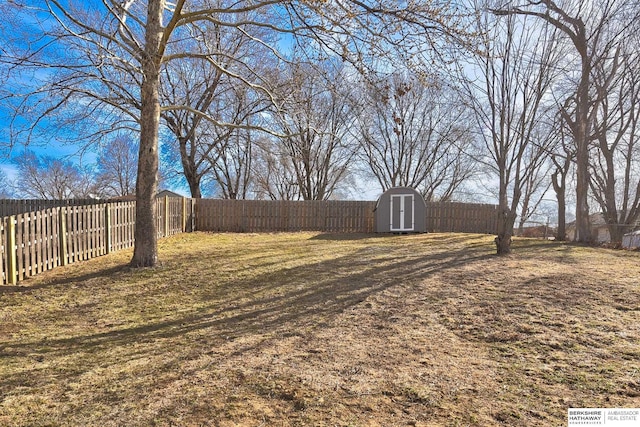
[8,216,17,285]
[164,195,170,237]
[59,207,68,266]
[105,204,112,254]
[182,197,187,233]
[191,198,196,232]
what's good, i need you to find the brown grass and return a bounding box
[1,232,639,426]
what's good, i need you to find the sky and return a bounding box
[0,1,377,200]
[0,1,551,214]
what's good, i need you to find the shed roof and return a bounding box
[374,186,426,211]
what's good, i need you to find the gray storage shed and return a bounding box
[374,187,427,233]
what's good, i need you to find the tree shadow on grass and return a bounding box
[0,242,499,397]
[3,235,638,426]
[2,246,487,345]
[308,232,389,241]
[309,232,493,243]
[0,265,131,295]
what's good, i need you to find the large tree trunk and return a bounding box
[517,195,529,236]
[188,178,202,199]
[551,165,568,241]
[573,55,593,243]
[603,184,623,245]
[554,179,567,241]
[131,0,164,268]
[601,142,623,244]
[495,205,517,255]
[495,175,516,255]
[179,137,202,198]
[575,141,592,243]
[606,221,622,245]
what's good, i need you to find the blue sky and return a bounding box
[0,1,480,203]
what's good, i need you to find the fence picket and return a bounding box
[0,218,5,284]
[16,215,24,281]
[8,216,17,285]
[73,207,78,262]
[35,211,42,274]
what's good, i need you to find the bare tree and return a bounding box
[356,71,475,201]
[206,83,269,199]
[252,136,301,200]
[209,128,253,199]
[160,10,274,198]
[549,113,575,241]
[161,58,221,199]
[589,44,640,243]
[460,6,562,254]
[0,168,16,199]
[12,151,97,199]
[95,134,138,197]
[516,143,553,235]
[2,0,475,266]
[268,60,359,201]
[493,0,640,243]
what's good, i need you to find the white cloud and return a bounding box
[0,163,18,181]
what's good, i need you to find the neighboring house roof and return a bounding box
[567,212,640,229]
[156,189,184,198]
[566,212,640,243]
[566,213,608,229]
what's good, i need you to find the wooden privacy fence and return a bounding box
[0,198,101,217]
[196,199,376,232]
[426,202,499,234]
[195,199,498,234]
[0,197,496,286]
[0,197,196,286]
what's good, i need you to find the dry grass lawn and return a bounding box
[1,232,639,426]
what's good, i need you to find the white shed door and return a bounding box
[390,194,415,232]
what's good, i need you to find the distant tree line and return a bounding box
[6,65,477,204]
[6,135,139,199]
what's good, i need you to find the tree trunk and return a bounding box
[607,222,622,245]
[130,0,164,268]
[602,144,622,244]
[552,168,567,241]
[575,141,591,243]
[495,206,517,255]
[178,137,203,198]
[574,55,592,243]
[188,178,202,199]
[516,194,529,236]
[183,155,202,199]
[556,193,567,242]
